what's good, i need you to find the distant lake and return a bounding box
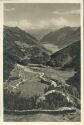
[43,43,59,53]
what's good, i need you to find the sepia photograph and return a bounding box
[3,2,81,122]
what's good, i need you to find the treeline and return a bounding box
[4,89,38,110]
[37,92,72,110]
[44,84,80,109]
[4,88,73,111]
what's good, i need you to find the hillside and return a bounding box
[66,70,80,92]
[4,26,81,122]
[40,26,80,48]
[3,26,49,80]
[47,40,80,70]
[4,63,79,110]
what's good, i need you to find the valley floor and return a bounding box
[4,64,80,122]
[4,64,76,98]
[4,110,80,122]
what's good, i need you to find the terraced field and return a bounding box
[4,64,76,98]
[4,64,80,121]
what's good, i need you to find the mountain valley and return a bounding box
[3,26,81,122]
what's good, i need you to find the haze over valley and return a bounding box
[4,3,81,122]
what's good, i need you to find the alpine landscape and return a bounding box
[3,3,81,122]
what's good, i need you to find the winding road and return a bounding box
[6,64,80,106]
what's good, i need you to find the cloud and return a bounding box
[6,20,33,30]
[38,17,78,29]
[50,17,80,27]
[68,9,80,14]
[5,16,80,30]
[50,18,68,27]
[53,9,80,15]
[38,17,80,28]
[35,20,49,29]
[4,8,16,12]
[6,20,49,30]
[18,20,33,29]
[53,11,60,14]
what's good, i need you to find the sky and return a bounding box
[4,3,80,30]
